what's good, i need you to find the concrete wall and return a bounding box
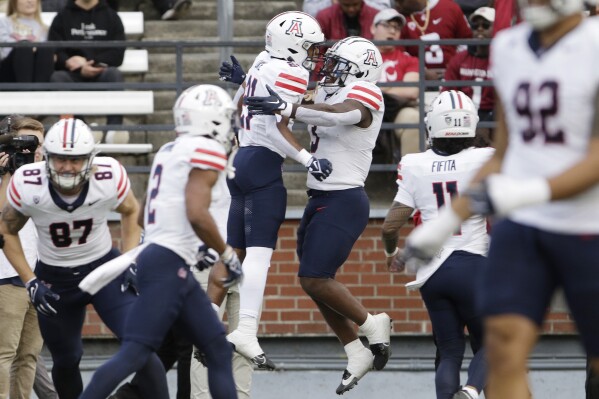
[82,219,577,338]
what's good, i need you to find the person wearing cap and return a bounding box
[372,8,423,159]
[442,6,495,142]
[316,0,380,40]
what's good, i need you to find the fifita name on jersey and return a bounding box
[431,159,456,173]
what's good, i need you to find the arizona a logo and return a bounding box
[202,89,222,106]
[286,20,303,37]
[364,49,378,66]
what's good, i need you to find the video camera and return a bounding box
[0,115,40,175]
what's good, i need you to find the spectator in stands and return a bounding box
[48,0,129,144]
[0,0,54,83]
[396,0,471,79]
[372,8,421,159]
[304,0,393,16]
[316,0,380,40]
[0,115,45,399]
[153,0,191,21]
[442,6,495,141]
[453,0,489,18]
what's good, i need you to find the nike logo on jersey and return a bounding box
[432,18,442,25]
[88,200,100,206]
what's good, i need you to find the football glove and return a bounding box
[193,348,208,367]
[26,278,60,317]
[466,174,551,217]
[121,263,139,295]
[306,157,333,182]
[220,245,243,288]
[245,85,291,117]
[194,245,219,271]
[219,55,246,85]
[400,206,463,273]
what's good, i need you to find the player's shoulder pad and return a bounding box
[344,81,384,112]
[263,60,309,98]
[7,161,45,209]
[188,136,228,172]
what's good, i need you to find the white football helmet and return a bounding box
[173,84,237,153]
[425,90,479,143]
[43,118,97,191]
[518,0,585,30]
[265,11,325,70]
[317,37,383,94]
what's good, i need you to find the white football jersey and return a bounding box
[7,157,131,267]
[143,135,229,266]
[492,19,599,234]
[307,81,384,190]
[238,52,308,157]
[395,147,494,254]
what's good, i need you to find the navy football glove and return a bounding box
[121,263,139,295]
[306,157,333,181]
[220,246,243,288]
[26,278,60,317]
[219,55,246,85]
[245,85,291,116]
[194,245,219,271]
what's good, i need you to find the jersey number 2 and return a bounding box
[146,164,163,224]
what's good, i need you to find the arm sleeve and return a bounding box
[6,175,31,217]
[264,116,311,165]
[295,107,363,127]
[189,140,228,172]
[393,161,416,208]
[113,160,131,207]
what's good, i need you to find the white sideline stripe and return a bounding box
[0,12,144,36]
[119,49,148,73]
[0,91,154,115]
[95,144,153,154]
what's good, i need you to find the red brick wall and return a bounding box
[84,220,576,338]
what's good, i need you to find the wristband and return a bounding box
[297,149,313,167]
[280,103,293,118]
[384,247,399,258]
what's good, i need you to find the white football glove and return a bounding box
[401,206,462,273]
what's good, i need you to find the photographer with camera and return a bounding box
[0,115,57,399]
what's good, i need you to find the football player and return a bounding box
[400,1,599,397]
[245,37,392,395]
[382,91,492,399]
[79,85,242,399]
[217,11,331,370]
[0,118,166,399]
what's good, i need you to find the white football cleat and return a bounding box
[227,329,276,370]
[361,312,392,370]
[335,346,373,395]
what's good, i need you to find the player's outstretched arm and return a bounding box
[115,190,142,252]
[381,202,414,272]
[185,168,243,287]
[273,116,332,181]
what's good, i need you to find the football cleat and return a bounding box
[335,347,373,395]
[361,312,392,370]
[227,329,276,370]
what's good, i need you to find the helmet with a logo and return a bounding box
[425,90,479,146]
[518,0,585,30]
[173,84,237,153]
[43,118,97,191]
[317,37,383,94]
[265,11,325,70]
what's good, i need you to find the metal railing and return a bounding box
[0,38,494,173]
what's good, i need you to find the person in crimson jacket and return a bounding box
[397,0,471,74]
[442,6,495,141]
[316,0,379,40]
[48,0,125,130]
